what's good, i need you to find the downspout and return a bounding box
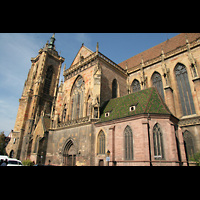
[109,125,116,166]
[147,114,152,166]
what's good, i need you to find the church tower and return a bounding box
[6,34,65,162]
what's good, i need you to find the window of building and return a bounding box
[112,79,118,99]
[124,125,133,160]
[152,72,165,100]
[43,66,53,95]
[105,112,110,117]
[131,79,141,93]
[129,105,136,111]
[70,76,85,120]
[153,123,165,160]
[175,63,196,116]
[97,131,105,154]
[183,130,195,160]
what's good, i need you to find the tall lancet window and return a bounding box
[43,66,53,95]
[70,76,85,120]
[112,79,118,99]
[124,125,133,160]
[153,123,165,160]
[97,130,105,154]
[152,72,164,100]
[175,63,195,116]
[131,79,141,93]
[183,130,195,159]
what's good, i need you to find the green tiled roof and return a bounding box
[99,87,171,123]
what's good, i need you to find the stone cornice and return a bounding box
[178,115,200,127]
[63,51,127,80]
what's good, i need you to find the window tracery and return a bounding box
[153,123,164,160]
[70,76,85,120]
[97,130,105,154]
[152,72,164,100]
[124,125,133,160]
[175,63,195,116]
[131,79,141,93]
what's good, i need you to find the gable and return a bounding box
[70,45,94,68]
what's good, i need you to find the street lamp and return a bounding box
[107,150,110,157]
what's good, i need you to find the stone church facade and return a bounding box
[6,33,200,166]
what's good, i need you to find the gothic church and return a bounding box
[6,33,200,166]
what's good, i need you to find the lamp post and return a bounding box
[107,150,110,166]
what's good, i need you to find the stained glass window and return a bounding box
[175,63,195,116]
[131,79,141,93]
[124,125,133,160]
[152,72,164,100]
[153,123,165,160]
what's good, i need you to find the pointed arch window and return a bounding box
[153,123,165,160]
[131,79,141,93]
[112,79,118,99]
[175,63,195,116]
[43,66,53,95]
[183,130,195,159]
[97,131,105,154]
[152,72,165,100]
[70,76,85,120]
[124,125,133,160]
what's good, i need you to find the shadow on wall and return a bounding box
[100,73,112,106]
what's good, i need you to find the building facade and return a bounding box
[6,33,200,166]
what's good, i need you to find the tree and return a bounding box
[0,131,7,155]
[189,151,200,166]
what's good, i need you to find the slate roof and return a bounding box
[118,33,200,70]
[99,87,171,123]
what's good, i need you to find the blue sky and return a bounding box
[0,33,179,136]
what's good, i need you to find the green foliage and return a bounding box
[22,159,34,166]
[189,151,200,166]
[0,131,7,155]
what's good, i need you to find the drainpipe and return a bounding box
[109,125,115,166]
[147,114,152,166]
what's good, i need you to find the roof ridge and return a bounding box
[151,86,172,114]
[144,87,154,113]
[118,33,200,70]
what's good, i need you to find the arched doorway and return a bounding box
[63,140,77,166]
[10,150,14,158]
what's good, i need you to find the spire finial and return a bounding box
[96,42,99,52]
[63,64,66,75]
[48,33,56,50]
[185,33,189,44]
[141,54,144,65]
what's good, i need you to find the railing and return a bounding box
[57,116,90,128]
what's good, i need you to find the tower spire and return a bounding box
[48,33,56,50]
